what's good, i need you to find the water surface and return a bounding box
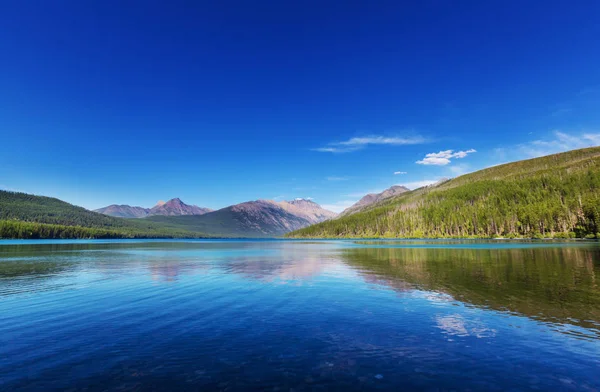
[1,239,599,390]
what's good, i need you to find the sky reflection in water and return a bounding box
[1,239,599,391]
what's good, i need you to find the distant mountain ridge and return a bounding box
[95,198,212,218]
[341,185,410,216]
[145,198,337,237]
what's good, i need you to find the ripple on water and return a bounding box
[1,239,599,390]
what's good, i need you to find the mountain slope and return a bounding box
[148,198,212,216]
[146,199,336,237]
[0,190,207,239]
[287,147,600,239]
[341,185,410,216]
[95,198,211,218]
[94,205,150,218]
[280,199,337,223]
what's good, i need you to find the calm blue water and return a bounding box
[1,239,599,391]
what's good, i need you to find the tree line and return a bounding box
[0,220,209,239]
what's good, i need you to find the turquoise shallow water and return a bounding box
[1,239,599,391]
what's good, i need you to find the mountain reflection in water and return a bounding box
[341,243,600,337]
[1,239,599,391]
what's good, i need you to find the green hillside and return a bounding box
[0,190,207,239]
[287,147,600,239]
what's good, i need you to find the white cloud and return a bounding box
[338,135,427,146]
[520,130,600,158]
[295,197,314,201]
[417,156,451,165]
[312,146,361,153]
[416,149,476,165]
[326,176,349,181]
[321,200,358,213]
[394,171,407,175]
[313,134,428,153]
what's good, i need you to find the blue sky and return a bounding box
[1,1,600,212]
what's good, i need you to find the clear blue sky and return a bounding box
[1,1,600,212]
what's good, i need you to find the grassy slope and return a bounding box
[0,190,207,239]
[287,147,600,239]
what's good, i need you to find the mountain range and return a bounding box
[144,198,336,237]
[94,196,337,237]
[0,192,336,238]
[95,198,212,218]
[3,147,600,239]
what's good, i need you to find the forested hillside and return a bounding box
[0,191,207,239]
[287,147,600,239]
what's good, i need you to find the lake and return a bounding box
[1,239,599,391]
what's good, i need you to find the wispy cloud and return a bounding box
[416,149,476,165]
[338,135,427,146]
[326,176,349,181]
[313,134,428,153]
[394,171,407,175]
[519,130,600,158]
[312,146,360,153]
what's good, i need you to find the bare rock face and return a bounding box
[221,199,337,235]
[227,200,311,234]
[281,199,338,224]
[95,198,211,218]
[341,185,410,216]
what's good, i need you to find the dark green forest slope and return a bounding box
[0,191,206,239]
[287,147,600,239]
